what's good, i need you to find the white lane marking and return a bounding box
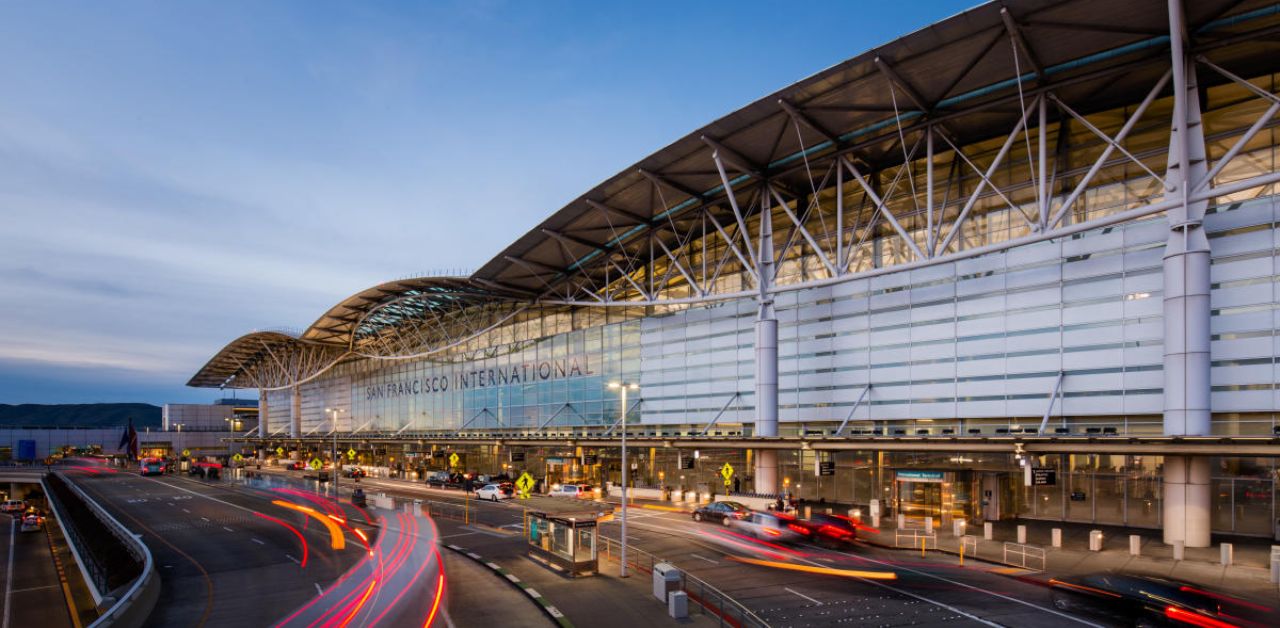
[690,553,719,565]
[201,517,210,522]
[314,582,323,595]
[440,605,457,628]
[3,520,14,628]
[182,509,190,513]
[252,538,266,545]
[785,587,822,605]
[814,545,1105,627]
[617,518,1004,627]
[286,554,301,565]
[167,502,175,506]
[525,588,542,599]
[9,584,61,594]
[439,532,477,539]
[223,526,234,532]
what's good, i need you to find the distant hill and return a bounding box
[0,403,162,429]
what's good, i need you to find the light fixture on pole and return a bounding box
[607,381,639,578]
[326,408,344,496]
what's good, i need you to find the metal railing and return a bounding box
[961,534,979,558]
[894,528,937,549]
[1002,541,1047,571]
[598,535,768,628]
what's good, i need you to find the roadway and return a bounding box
[251,468,1117,627]
[0,512,75,628]
[62,460,416,627]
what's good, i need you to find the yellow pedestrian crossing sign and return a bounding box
[346,448,356,459]
[720,462,734,487]
[276,447,284,456]
[181,449,190,457]
[515,472,535,498]
[232,453,243,462]
[309,457,322,470]
[448,453,460,468]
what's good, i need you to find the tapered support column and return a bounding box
[1163,456,1211,547]
[1162,0,1212,547]
[290,385,302,438]
[754,189,779,494]
[258,388,269,438]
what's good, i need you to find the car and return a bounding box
[692,501,751,524]
[286,461,307,471]
[726,511,812,543]
[476,483,512,501]
[1048,573,1276,627]
[139,458,166,476]
[0,500,26,515]
[343,466,366,479]
[550,484,593,499]
[190,462,222,479]
[804,513,859,546]
[19,513,43,533]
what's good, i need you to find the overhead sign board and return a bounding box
[581,453,599,466]
[1031,468,1057,486]
[509,451,525,463]
[817,461,836,477]
[895,470,944,482]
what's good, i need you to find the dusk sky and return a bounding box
[0,1,974,406]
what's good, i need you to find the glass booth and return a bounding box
[526,511,599,577]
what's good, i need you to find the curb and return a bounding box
[443,544,573,628]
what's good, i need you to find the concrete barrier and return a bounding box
[1051,528,1062,548]
[1016,524,1027,544]
[1173,540,1185,561]
[1088,530,1104,551]
[1129,535,1141,556]
[983,521,993,540]
[1221,543,1233,566]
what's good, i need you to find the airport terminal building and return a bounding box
[191,0,1280,543]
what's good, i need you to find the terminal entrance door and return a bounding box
[894,470,945,523]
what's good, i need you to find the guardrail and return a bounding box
[46,472,159,627]
[598,535,768,628]
[894,529,937,550]
[1002,541,1046,571]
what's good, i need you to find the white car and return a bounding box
[475,484,511,502]
[0,500,26,515]
[550,484,593,499]
[726,511,808,543]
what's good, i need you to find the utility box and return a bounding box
[668,591,689,619]
[653,563,681,602]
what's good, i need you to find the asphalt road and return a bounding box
[0,513,74,628]
[66,466,369,628]
[250,469,1121,628]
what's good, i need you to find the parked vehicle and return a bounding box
[351,487,367,508]
[0,500,26,515]
[727,511,811,543]
[476,484,512,502]
[550,484,593,499]
[692,501,751,525]
[286,461,307,471]
[190,461,222,479]
[343,466,366,479]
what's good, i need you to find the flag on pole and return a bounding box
[118,418,139,461]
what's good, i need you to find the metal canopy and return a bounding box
[472,0,1279,299]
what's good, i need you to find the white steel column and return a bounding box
[754,188,779,494]
[258,388,269,438]
[1162,0,1212,548]
[290,385,302,439]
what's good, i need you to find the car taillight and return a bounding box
[763,527,783,537]
[787,523,810,535]
[1164,606,1234,628]
[819,524,852,538]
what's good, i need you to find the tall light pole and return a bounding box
[327,408,343,496]
[608,381,638,578]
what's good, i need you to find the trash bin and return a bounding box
[652,562,681,602]
[667,590,689,619]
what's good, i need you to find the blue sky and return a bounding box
[0,0,975,405]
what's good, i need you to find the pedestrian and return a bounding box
[732,476,740,494]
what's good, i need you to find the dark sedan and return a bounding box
[1049,573,1276,628]
[692,501,751,524]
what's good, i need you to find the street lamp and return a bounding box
[607,381,639,578]
[326,408,344,496]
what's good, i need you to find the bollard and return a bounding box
[925,516,933,534]
[1269,547,1280,584]
[1129,535,1141,556]
[1088,530,1104,551]
[1016,525,1027,544]
[898,514,906,529]
[1173,540,1185,561]
[825,507,832,514]
[804,505,812,519]
[1051,528,1062,548]
[870,514,881,529]
[983,521,993,540]
[1221,543,1233,566]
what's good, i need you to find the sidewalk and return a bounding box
[437,517,710,626]
[876,517,1280,603]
